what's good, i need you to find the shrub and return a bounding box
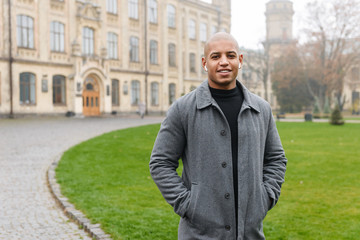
[330,104,344,125]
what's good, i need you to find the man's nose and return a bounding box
[219,56,229,65]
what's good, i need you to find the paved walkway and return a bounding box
[0,116,163,240]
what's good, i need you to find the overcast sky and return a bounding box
[231,0,313,50]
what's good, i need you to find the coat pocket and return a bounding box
[185,183,222,230]
[260,183,271,217]
[247,183,271,225]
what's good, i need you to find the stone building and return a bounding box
[241,0,360,112]
[240,0,295,109]
[0,0,231,117]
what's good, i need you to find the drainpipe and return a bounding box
[144,0,148,115]
[8,0,14,118]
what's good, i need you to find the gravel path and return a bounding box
[0,116,163,240]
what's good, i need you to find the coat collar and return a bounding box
[195,80,261,113]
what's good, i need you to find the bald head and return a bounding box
[204,32,241,57]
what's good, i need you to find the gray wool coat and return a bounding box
[149,80,287,240]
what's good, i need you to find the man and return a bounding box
[149,32,287,239]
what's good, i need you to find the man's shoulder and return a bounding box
[245,89,272,113]
[174,88,198,108]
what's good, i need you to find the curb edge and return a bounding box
[47,154,112,240]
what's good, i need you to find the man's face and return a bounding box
[202,39,243,90]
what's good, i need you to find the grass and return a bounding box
[56,122,360,240]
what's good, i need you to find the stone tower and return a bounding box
[265,0,294,57]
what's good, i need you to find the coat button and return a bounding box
[225,225,231,231]
[220,130,226,136]
[224,193,230,199]
[221,162,227,168]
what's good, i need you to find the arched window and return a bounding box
[82,27,94,55]
[151,82,159,106]
[148,0,158,24]
[112,79,120,106]
[17,15,34,48]
[168,43,176,67]
[106,0,117,14]
[53,75,66,104]
[50,21,65,52]
[167,4,176,28]
[150,40,158,64]
[20,72,36,104]
[107,32,118,59]
[169,83,176,105]
[188,19,196,40]
[128,0,139,19]
[190,53,196,73]
[200,23,207,42]
[130,36,139,62]
[131,80,140,105]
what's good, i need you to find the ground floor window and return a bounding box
[131,80,140,105]
[112,79,120,106]
[20,72,36,104]
[151,82,159,106]
[53,75,66,104]
[169,83,176,105]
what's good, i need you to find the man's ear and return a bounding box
[202,57,207,71]
[239,54,243,64]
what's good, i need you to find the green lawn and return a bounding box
[56,122,360,240]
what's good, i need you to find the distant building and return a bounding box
[241,0,360,112]
[240,0,295,109]
[0,0,231,116]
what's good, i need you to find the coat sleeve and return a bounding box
[149,102,190,217]
[263,109,287,210]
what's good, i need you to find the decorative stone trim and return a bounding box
[47,154,112,240]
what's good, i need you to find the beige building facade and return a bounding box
[0,0,231,117]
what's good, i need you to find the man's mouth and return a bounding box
[218,69,231,73]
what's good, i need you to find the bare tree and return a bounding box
[301,0,360,111]
[272,45,313,112]
[242,48,270,101]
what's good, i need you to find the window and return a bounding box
[112,79,120,106]
[167,4,176,28]
[168,43,176,67]
[17,15,34,48]
[130,36,139,62]
[128,0,139,19]
[107,32,118,59]
[211,25,217,36]
[190,53,196,72]
[150,40,158,64]
[188,19,196,40]
[200,23,207,42]
[131,80,140,105]
[107,0,117,14]
[151,82,159,106]
[53,75,66,104]
[82,27,94,55]
[20,72,36,104]
[148,0,158,24]
[169,83,176,105]
[50,21,65,52]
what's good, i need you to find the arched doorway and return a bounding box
[82,77,100,116]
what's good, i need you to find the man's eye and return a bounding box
[228,55,236,58]
[212,55,219,59]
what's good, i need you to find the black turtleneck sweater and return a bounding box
[209,84,244,232]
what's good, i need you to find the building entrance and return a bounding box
[82,77,100,116]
